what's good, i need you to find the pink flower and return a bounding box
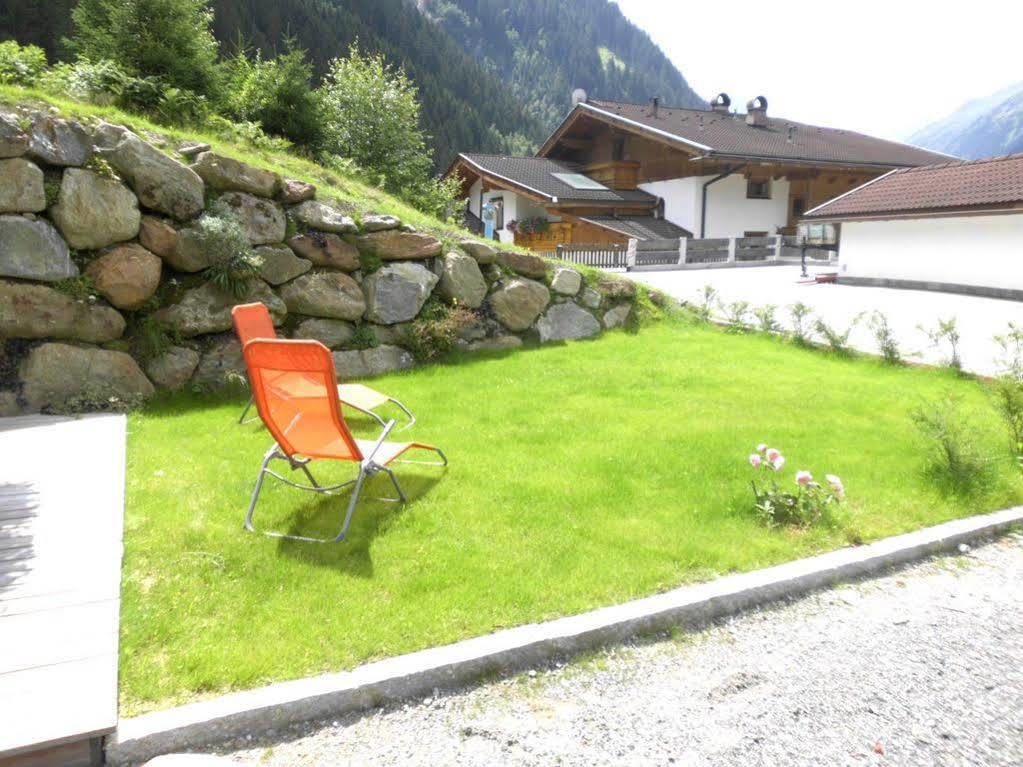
[826,474,845,499]
[757,443,768,454]
[749,454,763,468]
[796,470,813,485]
[766,448,781,462]
[772,455,786,471]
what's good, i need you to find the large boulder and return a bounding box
[579,286,602,309]
[27,116,91,166]
[49,168,141,249]
[278,270,365,321]
[536,302,601,343]
[0,280,124,342]
[145,345,200,391]
[353,230,442,261]
[155,279,285,337]
[93,122,204,221]
[20,343,153,412]
[461,335,523,353]
[191,336,245,389]
[0,158,44,213]
[0,115,29,158]
[292,318,355,348]
[84,243,162,310]
[488,278,550,331]
[191,152,281,198]
[437,251,486,308]
[550,267,582,296]
[278,178,316,204]
[290,200,357,233]
[363,262,439,324]
[287,232,360,271]
[603,303,632,329]
[139,216,179,258]
[160,224,210,272]
[218,191,286,245]
[0,216,76,282]
[456,239,498,264]
[332,345,414,379]
[254,244,311,285]
[498,251,548,279]
[360,214,401,232]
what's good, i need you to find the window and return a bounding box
[746,179,771,199]
[551,172,609,190]
[792,197,806,217]
[612,137,626,161]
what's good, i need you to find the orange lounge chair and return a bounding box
[231,302,415,430]
[242,338,446,542]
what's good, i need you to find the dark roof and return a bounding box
[804,153,1023,220]
[455,153,657,205]
[561,99,953,168]
[578,215,692,240]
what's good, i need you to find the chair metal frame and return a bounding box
[237,390,415,431]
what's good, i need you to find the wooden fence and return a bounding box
[541,236,789,271]
[544,243,629,269]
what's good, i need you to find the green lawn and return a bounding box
[121,319,1022,714]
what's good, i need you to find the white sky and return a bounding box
[612,0,1023,140]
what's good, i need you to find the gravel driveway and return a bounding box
[221,533,1023,767]
[630,265,1023,376]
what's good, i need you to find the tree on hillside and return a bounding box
[68,0,220,96]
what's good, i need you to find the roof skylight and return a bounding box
[551,172,608,190]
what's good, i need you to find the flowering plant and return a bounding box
[748,443,843,527]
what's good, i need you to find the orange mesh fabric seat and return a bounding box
[231,302,415,430]
[243,338,446,542]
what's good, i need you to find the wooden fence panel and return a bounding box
[554,243,628,270]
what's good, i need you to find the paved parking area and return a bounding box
[631,265,1023,375]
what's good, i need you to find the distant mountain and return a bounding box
[910,82,1023,160]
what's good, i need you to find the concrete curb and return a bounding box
[107,505,1023,765]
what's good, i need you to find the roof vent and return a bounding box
[650,96,660,118]
[745,95,768,127]
[711,93,731,113]
[572,88,588,106]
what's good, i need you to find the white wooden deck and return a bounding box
[0,414,127,763]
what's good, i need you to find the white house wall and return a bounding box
[839,214,1023,290]
[639,174,791,238]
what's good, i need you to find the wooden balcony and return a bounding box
[514,222,573,250]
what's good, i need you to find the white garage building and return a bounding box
[804,154,1023,299]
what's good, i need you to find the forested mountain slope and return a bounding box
[910,82,1023,160]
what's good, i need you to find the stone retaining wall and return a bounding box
[0,109,642,415]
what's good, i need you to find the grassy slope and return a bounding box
[121,319,1023,714]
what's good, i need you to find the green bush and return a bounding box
[348,323,379,351]
[52,275,99,301]
[911,395,989,492]
[405,303,476,362]
[0,40,47,86]
[194,202,263,297]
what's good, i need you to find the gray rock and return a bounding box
[0,279,124,342]
[218,191,286,245]
[93,122,204,221]
[292,318,355,349]
[155,280,285,337]
[27,116,91,166]
[278,270,365,321]
[191,152,281,198]
[20,343,153,412]
[550,267,582,296]
[0,158,44,213]
[332,345,414,379]
[498,251,548,279]
[360,214,402,232]
[278,178,316,204]
[456,239,499,264]
[84,243,162,310]
[0,115,29,158]
[371,323,411,347]
[603,303,632,329]
[145,346,200,391]
[489,277,550,331]
[0,390,20,417]
[176,141,210,159]
[255,244,311,285]
[363,262,439,324]
[49,168,141,249]
[290,200,357,233]
[287,232,360,271]
[463,335,523,353]
[597,276,637,300]
[537,301,601,342]
[0,215,76,282]
[437,251,487,309]
[354,230,442,261]
[161,225,210,273]
[579,287,602,309]
[191,336,246,389]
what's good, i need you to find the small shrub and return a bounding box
[868,311,901,364]
[813,313,861,355]
[349,323,379,350]
[910,395,989,491]
[129,314,180,362]
[748,443,842,527]
[994,322,1023,379]
[991,377,1023,470]
[52,275,99,301]
[918,316,961,370]
[689,284,718,322]
[752,304,779,334]
[155,87,209,127]
[358,249,383,275]
[788,302,813,345]
[195,203,263,297]
[406,303,477,362]
[723,300,751,332]
[44,176,62,208]
[0,40,47,86]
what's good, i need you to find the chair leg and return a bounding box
[381,466,407,502]
[238,396,254,425]
[334,466,368,542]
[299,463,320,488]
[245,448,277,532]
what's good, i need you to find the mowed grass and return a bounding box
[121,320,1023,713]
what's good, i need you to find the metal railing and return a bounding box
[549,243,629,270]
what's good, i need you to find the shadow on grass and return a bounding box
[274,472,444,578]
